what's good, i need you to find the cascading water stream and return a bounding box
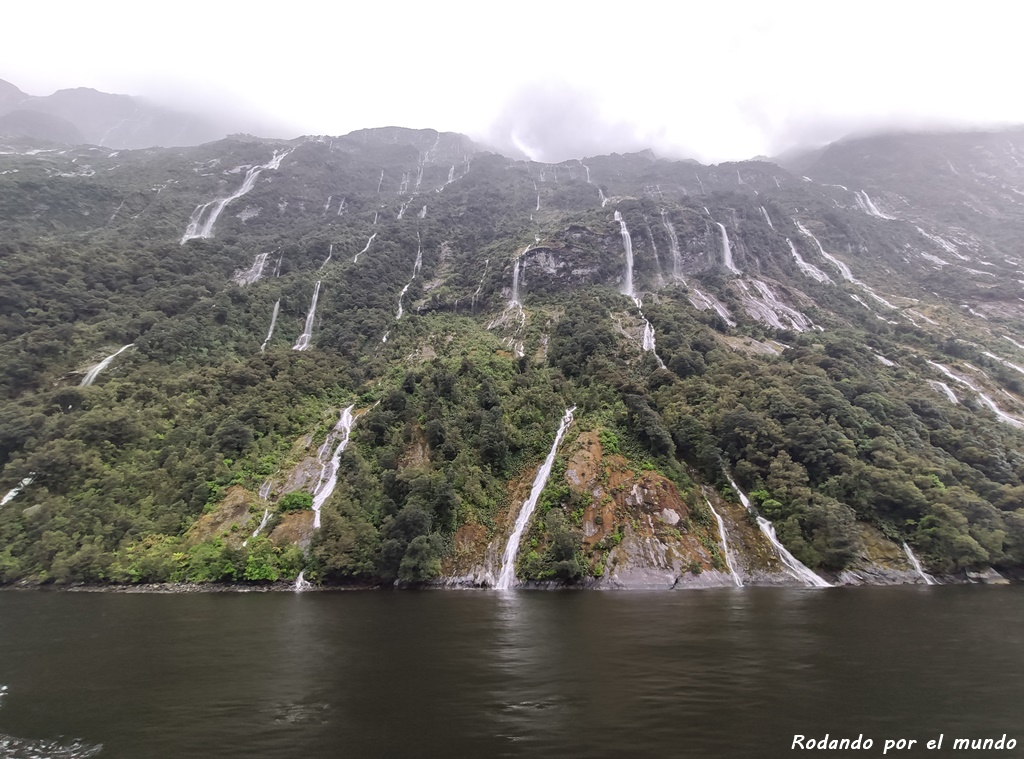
[292,281,321,351]
[706,498,742,586]
[796,221,896,310]
[902,542,936,585]
[660,210,683,281]
[260,300,281,353]
[727,474,831,587]
[856,190,894,219]
[81,344,134,386]
[760,206,774,228]
[614,211,635,297]
[311,405,356,529]
[928,361,1024,427]
[233,252,270,285]
[354,233,377,262]
[319,244,333,270]
[242,509,272,548]
[181,148,292,243]
[714,222,741,274]
[1,474,35,507]
[495,407,576,589]
[615,212,665,366]
[787,239,832,283]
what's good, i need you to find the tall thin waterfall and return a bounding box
[760,206,774,228]
[260,300,281,353]
[727,474,830,587]
[715,222,741,274]
[495,407,576,589]
[311,405,356,529]
[614,211,635,297]
[706,498,742,586]
[81,344,134,386]
[181,148,292,243]
[660,210,683,280]
[292,281,321,351]
[510,258,521,306]
[902,542,936,585]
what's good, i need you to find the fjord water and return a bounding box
[1,589,1023,758]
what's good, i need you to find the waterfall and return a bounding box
[495,407,576,589]
[260,300,280,353]
[310,405,356,529]
[510,257,522,306]
[242,509,272,547]
[439,165,456,191]
[787,239,832,283]
[397,235,424,319]
[319,244,333,271]
[1006,335,1024,352]
[983,351,1024,376]
[902,542,936,585]
[233,252,270,285]
[323,195,332,214]
[795,222,853,281]
[599,188,609,207]
[536,193,540,211]
[354,232,377,262]
[337,197,346,216]
[376,170,384,193]
[418,205,427,219]
[372,211,378,225]
[928,361,1024,427]
[660,210,684,280]
[181,148,292,244]
[706,498,742,586]
[1,474,35,507]
[294,570,311,591]
[614,210,635,297]
[81,344,134,386]
[715,222,741,274]
[413,234,423,277]
[292,281,321,351]
[760,206,774,228]
[857,190,893,219]
[582,162,591,183]
[397,285,410,319]
[726,474,830,587]
[695,173,705,193]
[688,288,735,326]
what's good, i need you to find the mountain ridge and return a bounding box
[0,119,1022,589]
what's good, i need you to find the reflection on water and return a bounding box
[0,587,1022,758]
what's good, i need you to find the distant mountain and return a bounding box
[1,124,1023,590]
[0,78,230,148]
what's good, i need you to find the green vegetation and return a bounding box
[1,128,1023,587]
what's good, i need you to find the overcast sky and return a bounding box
[4,0,1023,163]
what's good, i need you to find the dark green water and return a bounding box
[1,587,1022,758]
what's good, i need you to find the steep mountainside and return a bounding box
[0,125,1022,588]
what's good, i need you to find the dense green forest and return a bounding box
[1,127,1023,587]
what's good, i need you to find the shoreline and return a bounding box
[1,569,1020,594]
